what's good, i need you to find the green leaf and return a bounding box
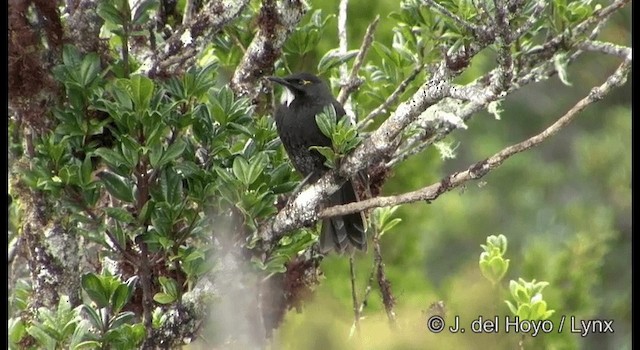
[129,75,155,112]
[309,146,335,168]
[97,2,126,26]
[97,171,135,203]
[232,156,251,186]
[158,276,179,299]
[139,200,154,224]
[80,155,94,187]
[119,135,140,168]
[317,49,359,74]
[74,341,103,349]
[153,293,176,304]
[158,139,186,167]
[109,311,136,329]
[111,284,133,314]
[8,318,25,344]
[81,273,110,308]
[26,323,57,350]
[315,105,337,138]
[132,0,158,25]
[505,300,518,316]
[62,44,82,67]
[104,207,134,223]
[95,147,128,168]
[79,53,101,87]
[245,152,268,186]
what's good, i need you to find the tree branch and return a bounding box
[320,57,631,218]
[577,40,632,59]
[256,0,630,250]
[337,16,380,106]
[151,0,249,76]
[359,64,423,130]
[231,0,307,101]
[421,0,483,37]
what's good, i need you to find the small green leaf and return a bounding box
[95,148,128,168]
[153,293,176,304]
[79,53,101,87]
[132,0,158,25]
[8,318,25,344]
[158,139,186,167]
[317,48,359,74]
[111,284,132,314]
[309,146,335,168]
[82,274,110,308]
[97,171,135,203]
[104,207,134,223]
[130,75,155,111]
[62,44,82,67]
[505,300,518,316]
[158,276,179,299]
[97,2,126,26]
[315,105,337,138]
[109,311,135,329]
[232,156,251,186]
[245,152,268,186]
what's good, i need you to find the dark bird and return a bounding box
[267,72,366,253]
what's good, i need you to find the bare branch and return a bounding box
[320,58,632,218]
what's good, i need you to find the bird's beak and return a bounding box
[266,76,300,91]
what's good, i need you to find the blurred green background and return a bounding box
[273,0,631,349]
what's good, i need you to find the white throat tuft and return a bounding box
[281,87,295,107]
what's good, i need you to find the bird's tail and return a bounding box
[320,180,366,253]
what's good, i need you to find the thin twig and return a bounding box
[320,57,631,218]
[510,0,546,42]
[359,65,423,129]
[356,262,376,315]
[374,234,397,327]
[337,0,353,120]
[421,0,481,36]
[349,256,361,337]
[337,16,380,105]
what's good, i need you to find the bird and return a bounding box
[267,72,366,253]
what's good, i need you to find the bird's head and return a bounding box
[267,72,331,107]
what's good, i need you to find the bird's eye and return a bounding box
[300,80,312,86]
